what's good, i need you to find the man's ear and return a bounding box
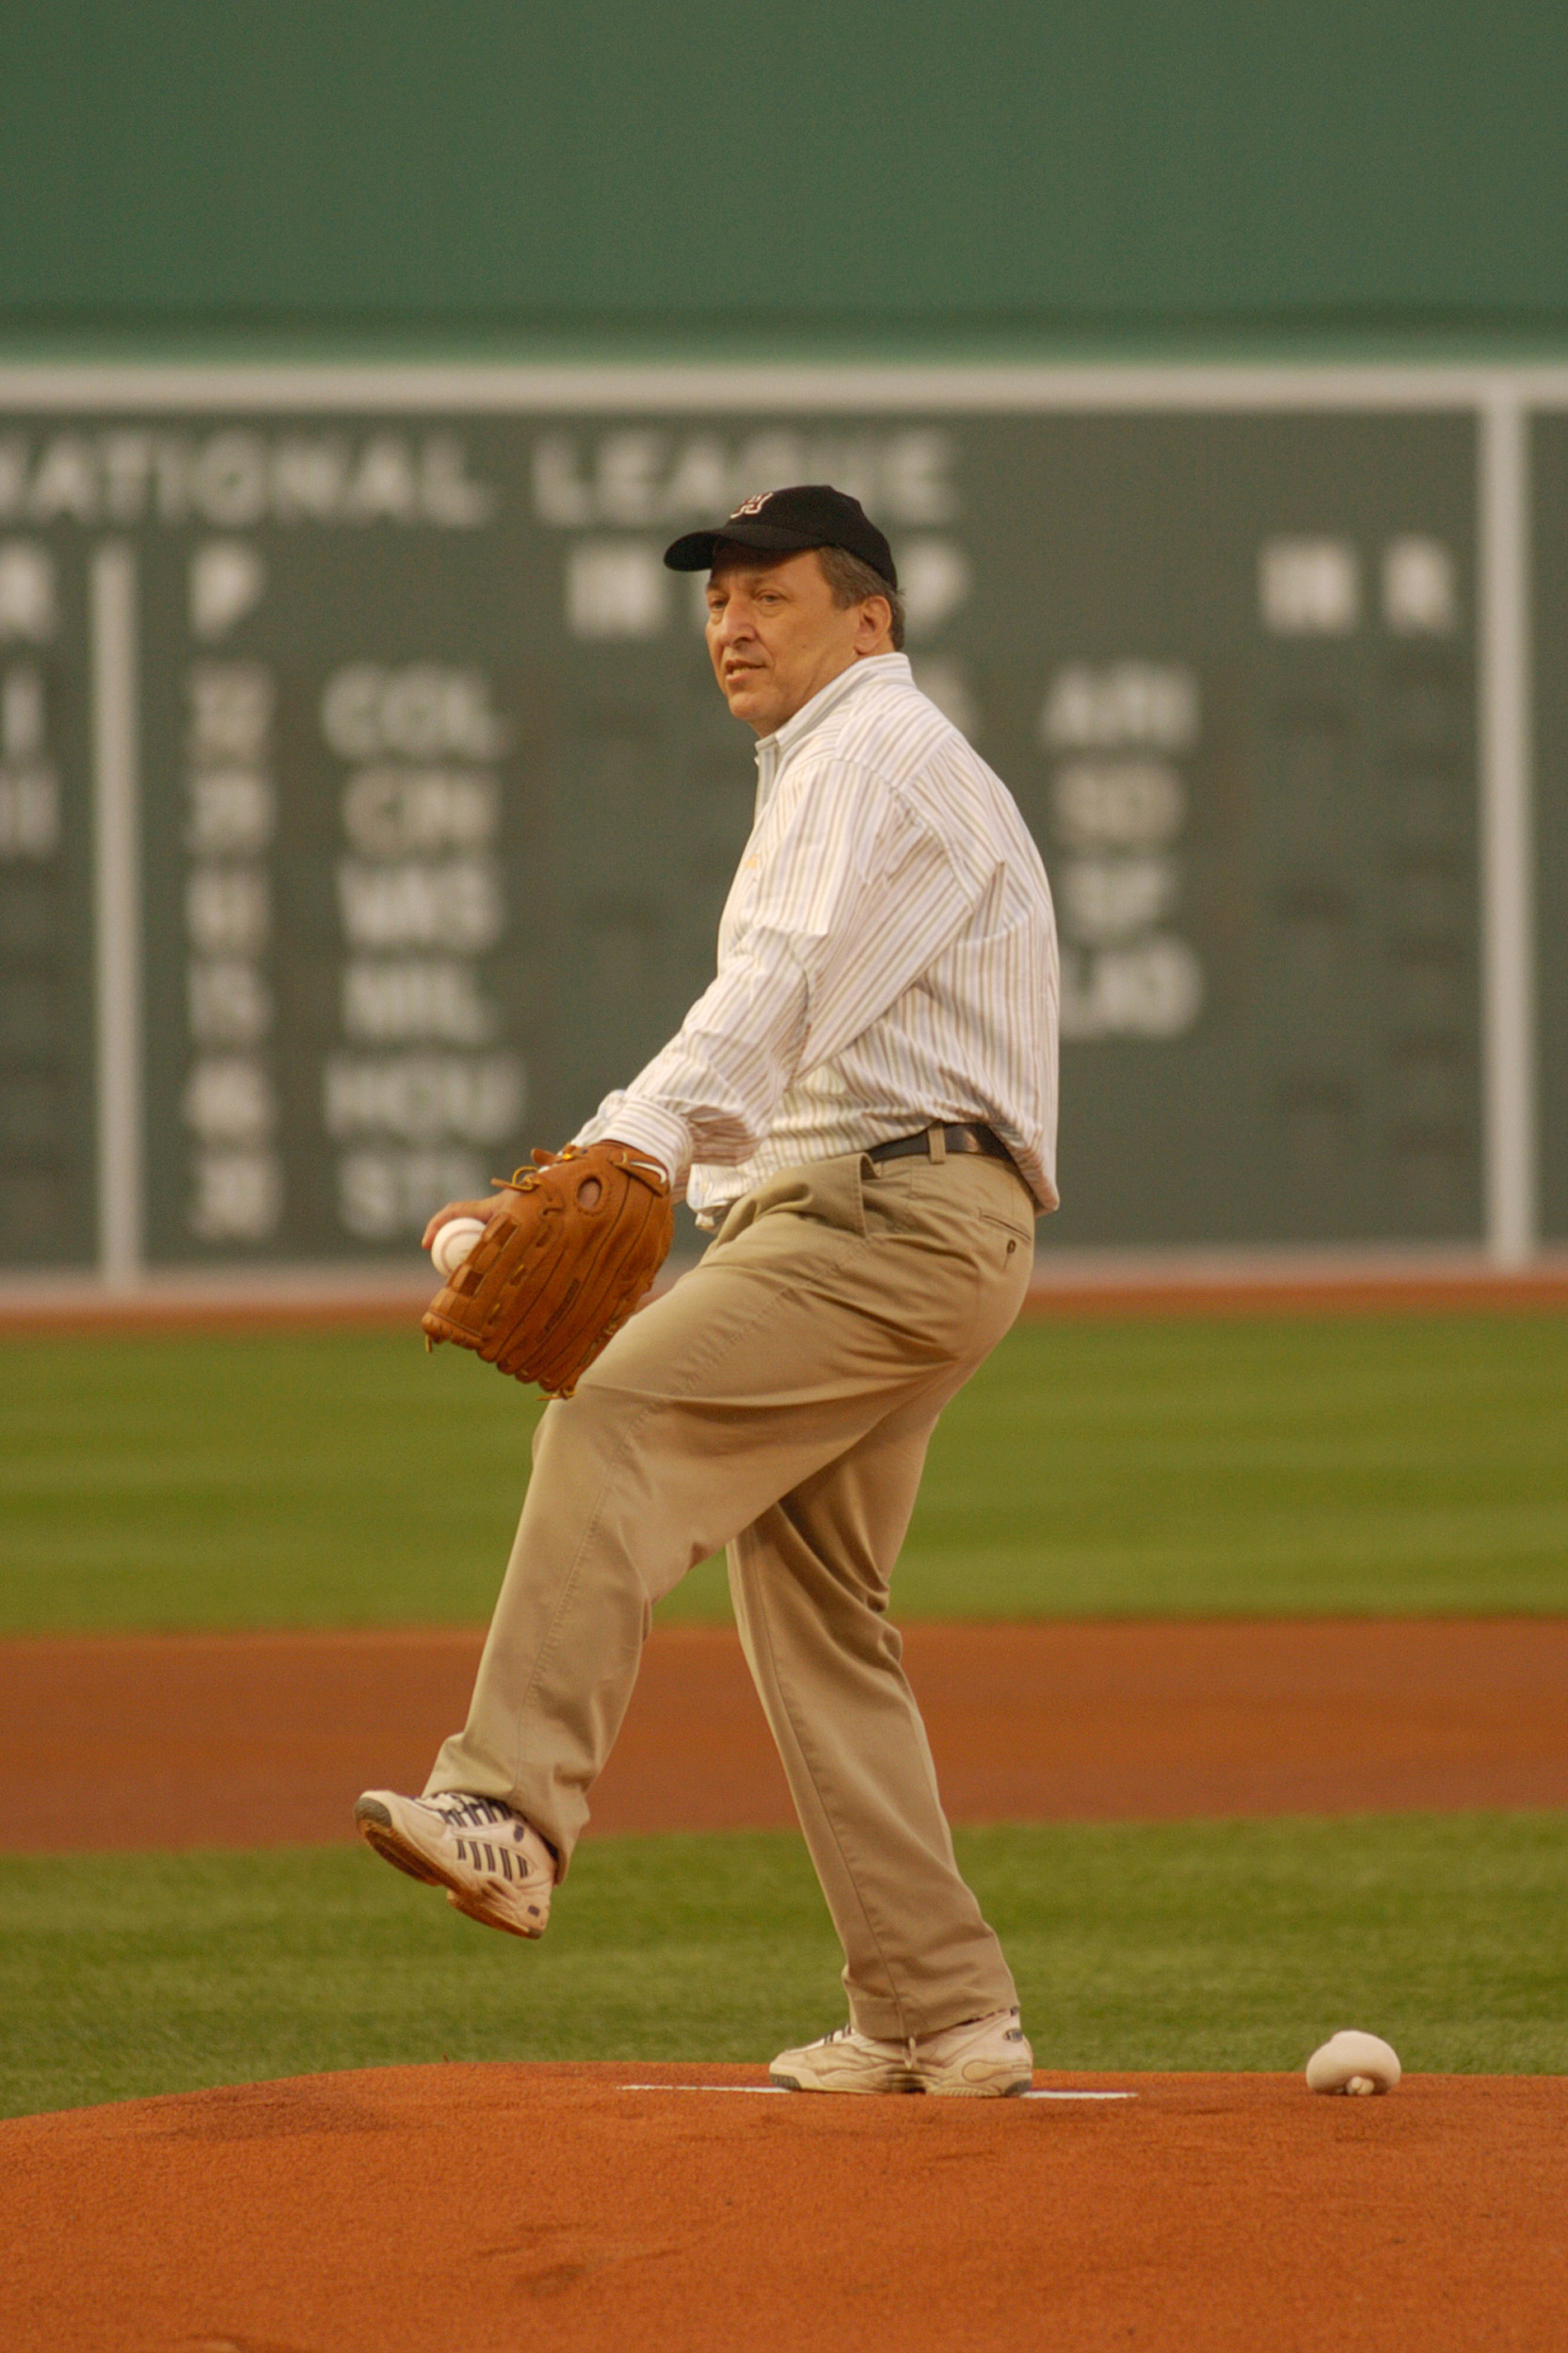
[854,596,893,649]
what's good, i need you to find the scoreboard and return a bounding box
[0,367,1552,1275]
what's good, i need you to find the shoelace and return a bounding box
[427,1793,520,1833]
[820,2025,920,2062]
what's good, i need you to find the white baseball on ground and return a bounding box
[1304,2030,1401,2095]
[430,1215,488,1279]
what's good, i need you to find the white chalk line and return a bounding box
[1024,2090,1134,2101]
[616,2084,1134,2101]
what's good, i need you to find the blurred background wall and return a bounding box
[0,3,1564,1282]
[3,1,1567,353]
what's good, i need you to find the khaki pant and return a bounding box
[426,1140,1035,2040]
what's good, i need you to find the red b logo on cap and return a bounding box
[729,491,773,518]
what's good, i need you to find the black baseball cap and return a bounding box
[664,484,898,591]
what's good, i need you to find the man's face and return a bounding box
[704,547,891,735]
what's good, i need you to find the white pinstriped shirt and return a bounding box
[574,652,1060,1223]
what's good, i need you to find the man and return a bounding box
[357,484,1060,2096]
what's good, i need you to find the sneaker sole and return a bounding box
[923,2073,1032,2098]
[768,2068,920,2094]
[353,1798,545,1941]
[767,2059,1032,2096]
[769,2069,1026,2096]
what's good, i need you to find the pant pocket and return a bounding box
[974,1212,1033,1339]
[715,1154,870,1246]
[977,1207,1035,1247]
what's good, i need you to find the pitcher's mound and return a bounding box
[2,2063,1562,2351]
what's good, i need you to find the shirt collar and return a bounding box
[754,652,913,771]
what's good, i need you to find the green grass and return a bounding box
[1,1314,1565,1631]
[1,1812,1562,2118]
[897,1311,1568,1618]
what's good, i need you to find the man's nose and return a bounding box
[714,600,756,644]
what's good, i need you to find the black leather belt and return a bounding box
[867,1123,1015,1168]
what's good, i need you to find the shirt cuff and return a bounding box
[571,1097,694,1194]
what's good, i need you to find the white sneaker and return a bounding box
[911,2008,1033,2097]
[354,1788,554,1939]
[771,2008,1032,2098]
[768,2024,920,2095]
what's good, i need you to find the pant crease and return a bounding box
[505,1271,849,1801]
[741,1552,917,2038]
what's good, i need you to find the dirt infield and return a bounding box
[5,1617,1567,1851]
[3,1257,1568,1336]
[2,2062,1562,2351]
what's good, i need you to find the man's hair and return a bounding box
[816,543,906,651]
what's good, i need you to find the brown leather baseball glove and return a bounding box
[421,1140,675,1396]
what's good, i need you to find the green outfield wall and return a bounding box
[2,4,1567,352]
[0,18,1563,1277]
